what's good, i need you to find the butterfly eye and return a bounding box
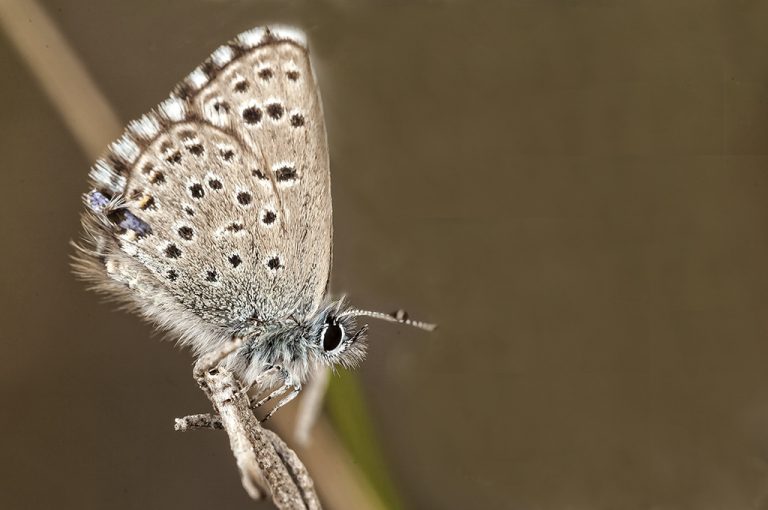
[321,318,345,352]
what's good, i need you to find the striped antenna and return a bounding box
[340,308,437,332]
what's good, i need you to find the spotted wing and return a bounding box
[82,27,331,330]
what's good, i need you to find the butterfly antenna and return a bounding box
[340,308,437,332]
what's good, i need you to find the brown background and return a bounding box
[3,1,768,509]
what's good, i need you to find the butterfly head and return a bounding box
[303,298,368,370]
[303,297,437,371]
[236,297,435,387]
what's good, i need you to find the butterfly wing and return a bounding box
[77,27,332,345]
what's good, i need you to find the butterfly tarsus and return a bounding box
[260,383,302,424]
[252,381,290,409]
[250,365,303,422]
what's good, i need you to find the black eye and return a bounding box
[322,320,344,352]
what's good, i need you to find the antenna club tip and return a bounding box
[391,309,437,332]
[391,309,409,321]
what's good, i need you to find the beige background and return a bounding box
[2,1,768,509]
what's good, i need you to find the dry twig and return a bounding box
[175,339,321,510]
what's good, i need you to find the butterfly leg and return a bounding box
[260,383,302,423]
[252,364,283,389]
[252,380,290,409]
[249,365,288,406]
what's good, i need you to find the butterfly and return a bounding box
[75,26,434,421]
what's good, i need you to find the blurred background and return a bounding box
[2,1,768,509]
